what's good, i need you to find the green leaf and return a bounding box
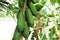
[0,11,7,17]
[39,32,43,38]
[6,9,11,15]
[39,32,47,40]
[46,14,54,17]
[42,34,47,40]
[40,9,47,16]
[49,27,56,40]
[32,0,39,3]
[57,0,60,5]
[57,24,60,30]
[40,0,47,6]
[56,16,60,24]
[56,7,60,10]
[12,7,19,13]
[50,0,57,5]
[35,3,43,11]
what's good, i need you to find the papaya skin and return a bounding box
[23,21,30,38]
[17,12,25,32]
[12,29,21,40]
[28,2,38,16]
[25,8,34,27]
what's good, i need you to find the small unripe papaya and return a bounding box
[23,21,30,38]
[12,29,21,40]
[17,12,25,32]
[25,8,34,27]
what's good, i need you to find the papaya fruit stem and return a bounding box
[20,34,23,40]
[22,0,27,14]
[20,0,27,14]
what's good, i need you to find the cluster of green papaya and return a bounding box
[12,0,43,40]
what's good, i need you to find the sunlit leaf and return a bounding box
[6,9,11,15]
[42,34,47,40]
[41,0,47,6]
[12,7,19,13]
[56,16,60,24]
[49,27,56,40]
[56,7,60,10]
[57,24,60,30]
[35,3,43,11]
[50,0,57,5]
[39,32,43,38]
[57,0,60,5]
[46,14,54,17]
[40,9,47,16]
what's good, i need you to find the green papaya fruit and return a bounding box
[12,29,21,40]
[23,21,30,38]
[28,2,38,16]
[35,3,43,11]
[25,8,34,27]
[18,0,24,8]
[17,12,25,32]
